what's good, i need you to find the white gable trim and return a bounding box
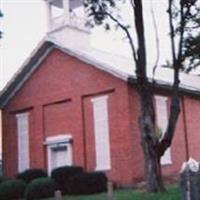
[1,39,200,108]
[52,39,200,94]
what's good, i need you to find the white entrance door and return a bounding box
[51,145,72,170]
[45,135,73,174]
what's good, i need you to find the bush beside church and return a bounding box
[0,166,108,200]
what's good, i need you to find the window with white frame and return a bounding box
[16,112,30,172]
[91,95,111,171]
[155,95,172,165]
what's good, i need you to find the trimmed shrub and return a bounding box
[25,177,56,200]
[51,166,83,194]
[0,179,26,200]
[0,176,10,185]
[68,172,108,195]
[16,168,48,184]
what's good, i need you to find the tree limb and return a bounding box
[157,0,191,156]
[104,11,138,62]
[177,0,186,65]
[150,0,160,82]
[133,0,147,79]
[168,0,176,63]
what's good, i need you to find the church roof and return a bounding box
[0,39,200,108]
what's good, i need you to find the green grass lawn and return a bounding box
[46,185,181,200]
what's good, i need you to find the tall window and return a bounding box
[91,95,111,171]
[16,113,30,172]
[155,95,172,165]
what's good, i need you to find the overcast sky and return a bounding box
[0,0,47,90]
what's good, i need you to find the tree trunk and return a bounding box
[132,0,167,191]
[140,120,165,192]
[85,0,192,193]
[137,85,165,192]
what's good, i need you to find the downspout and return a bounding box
[182,96,189,161]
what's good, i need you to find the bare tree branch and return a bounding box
[130,0,135,8]
[150,0,160,81]
[133,0,147,78]
[168,0,176,63]
[177,0,185,65]
[85,0,199,191]
[157,0,192,156]
[104,11,138,62]
[130,0,135,13]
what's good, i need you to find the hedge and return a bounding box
[16,168,48,184]
[25,177,56,200]
[0,179,26,200]
[0,176,10,185]
[68,172,107,195]
[51,166,83,194]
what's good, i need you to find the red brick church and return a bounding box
[0,0,200,186]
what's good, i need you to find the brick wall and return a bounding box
[184,95,200,161]
[2,48,200,185]
[2,49,134,185]
[127,87,190,180]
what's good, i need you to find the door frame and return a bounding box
[44,134,73,174]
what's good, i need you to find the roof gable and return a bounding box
[0,40,200,108]
[0,41,54,108]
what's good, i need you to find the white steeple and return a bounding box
[44,0,90,49]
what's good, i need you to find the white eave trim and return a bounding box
[1,38,200,108]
